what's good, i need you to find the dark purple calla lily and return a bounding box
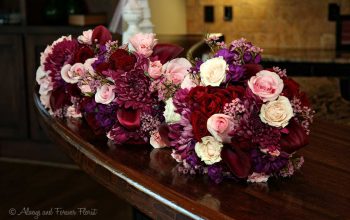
[280,119,309,153]
[221,144,252,178]
[92,25,112,45]
[151,43,184,64]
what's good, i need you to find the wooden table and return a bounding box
[34,93,350,220]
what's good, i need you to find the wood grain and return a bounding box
[34,92,350,220]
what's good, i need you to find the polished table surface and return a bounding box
[34,93,350,220]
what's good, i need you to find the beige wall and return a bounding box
[149,0,187,34]
[186,0,350,49]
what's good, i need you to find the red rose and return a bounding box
[190,110,210,142]
[92,25,112,45]
[109,49,137,72]
[243,63,263,79]
[74,46,94,63]
[199,93,222,116]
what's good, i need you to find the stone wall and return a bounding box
[186,0,350,49]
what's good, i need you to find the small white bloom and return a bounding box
[195,136,223,165]
[260,96,294,128]
[200,57,227,86]
[163,98,181,124]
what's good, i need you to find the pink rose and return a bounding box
[65,105,82,118]
[95,84,115,104]
[148,60,163,79]
[162,58,192,85]
[61,63,85,84]
[150,131,167,148]
[129,33,158,57]
[84,58,98,75]
[40,93,51,109]
[207,114,235,143]
[180,74,199,89]
[78,29,93,45]
[71,63,86,76]
[79,84,93,94]
[248,70,284,102]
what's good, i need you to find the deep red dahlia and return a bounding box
[113,68,154,110]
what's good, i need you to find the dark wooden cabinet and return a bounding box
[0,34,28,139]
[0,27,86,143]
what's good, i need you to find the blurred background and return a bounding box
[0,0,349,219]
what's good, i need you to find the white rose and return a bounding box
[200,57,227,86]
[78,29,93,45]
[95,84,116,104]
[195,136,223,165]
[247,172,270,183]
[163,98,181,124]
[39,76,53,95]
[260,96,294,128]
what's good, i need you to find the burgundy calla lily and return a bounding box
[151,43,184,64]
[221,144,252,178]
[280,119,309,153]
[92,25,112,45]
[116,108,141,131]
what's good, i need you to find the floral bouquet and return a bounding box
[36,25,191,145]
[158,36,314,183]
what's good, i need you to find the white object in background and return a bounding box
[138,0,154,33]
[122,0,142,45]
[108,0,127,34]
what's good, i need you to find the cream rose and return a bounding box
[248,70,284,102]
[163,98,181,124]
[78,29,93,45]
[207,114,235,143]
[200,57,227,86]
[95,84,116,104]
[260,96,294,128]
[195,136,223,165]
